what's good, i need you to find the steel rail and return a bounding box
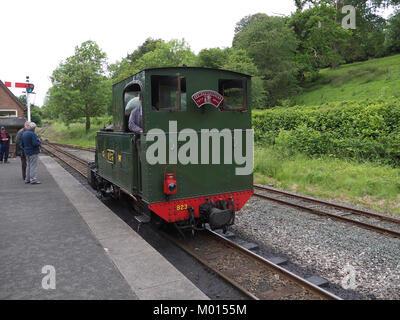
[41,143,88,178]
[253,190,400,238]
[163,229,341,300]
[254,185,400,224]
[48,141,96,153]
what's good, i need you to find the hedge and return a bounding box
[252,99,400,166]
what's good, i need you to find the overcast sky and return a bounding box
[0,0,393,107]
[0,0,298,106]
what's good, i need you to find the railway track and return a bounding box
[41,142,89,178]
[49,142,96,152]
[164,229,340,300]
[254,185,400,238]
[41,141,341,300]
[43,141,400,239]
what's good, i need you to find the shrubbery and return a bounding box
[253,99,400,166]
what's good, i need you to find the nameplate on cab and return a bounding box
[192,90,223,108]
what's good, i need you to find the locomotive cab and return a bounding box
[90,67,254,232]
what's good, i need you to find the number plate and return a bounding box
[176,204,188,211]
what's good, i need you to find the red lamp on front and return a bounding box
[163,168,177,195]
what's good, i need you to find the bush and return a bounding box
[252,98,400,166]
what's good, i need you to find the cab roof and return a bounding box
[114,66,252,87]
[143,66,252,78]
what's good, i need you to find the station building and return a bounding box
[0,81,26,157]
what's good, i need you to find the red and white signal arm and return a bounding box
[4,82,28,89]
[192,90,223,108]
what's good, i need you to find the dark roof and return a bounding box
[114,66,252,87]
[0,80,27,111]
[0,117,26,129]
[143,66,252,78]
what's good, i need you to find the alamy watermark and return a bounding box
[145,121,254,176]
[41,265,56,290]
[342,5,356,30]
[318,5,356,30]
[341,263,357,290]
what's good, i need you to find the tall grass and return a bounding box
[292,54,400,106]
[255,147,400,214]
[40,117,112,148]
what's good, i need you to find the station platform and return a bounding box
[0,156,209,300]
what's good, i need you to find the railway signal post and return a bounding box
[26,76,32,122]
[4,77,35,122]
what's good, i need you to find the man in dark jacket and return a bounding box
[21,122,41,184]
[0,126,11,163]
[15,122,30,180]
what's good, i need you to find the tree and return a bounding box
[295,0,400,10]
[134,39,196,70]
[233,14,299,106]
[195,48,229,68]
[109,38,163,80]
[47,40,110,132]
[111,39,196,83]
[385,10,400,53]
[17,95,42,126]
[233,13,268,36]
[221,49,268,108]
[336,0,387,62]
[126,38,164,63]
[290,3,351,78]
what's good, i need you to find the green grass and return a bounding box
[292,54,400,106]
[38,117,112,148]
[257,54,400,214]
[255,147,400,214]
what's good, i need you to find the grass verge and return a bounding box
[255,147,400,215]
[38,118,111,148]
[292,54,400,106]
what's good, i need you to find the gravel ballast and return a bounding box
[231,196,400,300]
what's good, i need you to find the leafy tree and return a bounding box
[47,40,110,132]
[385,10,400,53]
[337,0,387,62]
[221,49,268,108]
[112,39,196,82]
[109,38,163,80]
[195,48,229,68]
[233,14,299,106]
[291,0,390,73]
[295,0,400,9]
[290,3,351,78]
[126,38,164,63]
[17,95,43,126]
[233,13,268,36]
[135,39,195,70]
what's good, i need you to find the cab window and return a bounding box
[218,79,247,111]
[123,83,141,132]
[151,75,186,111]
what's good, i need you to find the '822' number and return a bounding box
[176,204,188,211]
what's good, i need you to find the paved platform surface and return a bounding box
[0,156,208,300]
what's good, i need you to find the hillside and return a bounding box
[254,55,400,215]
[292,54,400,106]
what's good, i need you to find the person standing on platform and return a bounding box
[21,122,42,185]
[0,126,10,163]
[15,122,30,180]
